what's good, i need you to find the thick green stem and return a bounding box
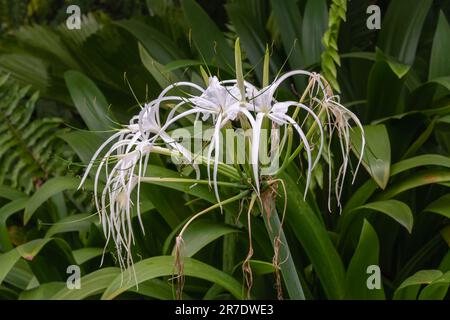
[262,202,306,300]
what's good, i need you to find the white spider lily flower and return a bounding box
[186,76,256,204]
[247,85,324,196]
[318,95,365,211]
[80,99,201,269]
[78,64,366,278]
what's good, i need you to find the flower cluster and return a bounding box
[79,69,365,271]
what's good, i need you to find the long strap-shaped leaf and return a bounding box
[101,256,243,300]
[278,172,346,299]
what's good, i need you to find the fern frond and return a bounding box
[0,74,73,193]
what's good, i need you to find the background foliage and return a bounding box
[0,0,449,300]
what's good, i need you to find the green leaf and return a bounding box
[226,1,273,83]
[431,76,450,92]
[0,198,28,251]
[64,71,115,132]
[59,131,105,164]
[263,205,305,300]
[115,19,183,64]
[392,154,450,175]
[0,286,18,299]
[353,200,414,233]
[24,176,81,224]
[279,172,346,299]
[73,248,104,265]
[101,256,243,300]
[346,220,385,299]
[182,0,234,72]
[429,11,450,80]
[19,282,65,300]
[439,251,450,272]
[366,60,406,120]
[139,43,172,88]
[173,220,240,257]
[127,279,182,300]
[351,125,391,189]
[45,213,96,238]
[301,0,328,66]
[377,169,450,200]
[0,238,58,284]
[394,270,442,300]
[163,59,205,73]
[233,260,276,276]
[378,0,432,65]
[2,259,38,291]
[270,0,304,69]
[424,194,450,219]
[0,185,26,200]
[418,271,450,300]
[52,267,120,300]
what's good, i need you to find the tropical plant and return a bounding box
[0,0,449,300]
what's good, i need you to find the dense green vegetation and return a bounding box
[0,0,449,300]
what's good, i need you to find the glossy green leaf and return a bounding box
[424,194,450,219]
[394,270,443,300]
[24,177,81,224]
[0,198,28,251]
[0,286,18,299]
[377,169,450,200]
[52,267,120,300]
[0,238,61,284]
[429,11,450,80]
[64,70,115,132]
[72,248,104,265]
[163,59,204,73]
[353,200,413,233]
[102,256,243,300]
[19,282,65,300]
[0,185,26,200]
[226,1,276,83]
[301,0,328,66]
[173,220,240,257]
[270,0,304,69]
[439,251,450,272]
[366,60,406,120]
[45,213,96,238]
[346,220,385,299]
[139,43,172,88]
[351,125,391,189]
[279,173,346,299]
[431,76,450,92]
[2,259,38,291]
[182,0,234,72]
[378,0,432,65]
[116,19,183,64]
[233,260,276,276]
[59,130,105,164]
[419,271,450,300]
[127,279,182,300]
